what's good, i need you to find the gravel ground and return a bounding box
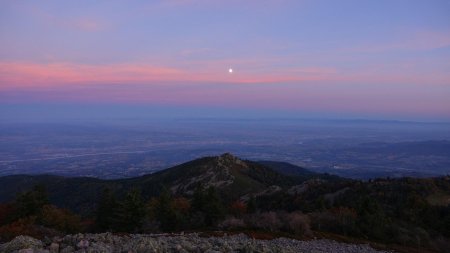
[0,233,392,253]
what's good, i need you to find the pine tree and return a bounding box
[190,186,225,227]
[203,187,225,227]
[155,188,177,231]
[113,188,145,232]
[96,188,117,231]
[247,196,257,214]
[15,185,49,218]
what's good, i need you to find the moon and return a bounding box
[228,68,233,73]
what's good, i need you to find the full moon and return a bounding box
[228,68,233,73]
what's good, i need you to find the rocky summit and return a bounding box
[0,233,391,253]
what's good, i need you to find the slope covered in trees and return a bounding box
[0,154,449,252]
[0,153,323,213]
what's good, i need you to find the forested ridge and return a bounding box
[0,154,449,252]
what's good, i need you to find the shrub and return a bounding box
[282,211,312,236]
[0,217,39,242]
[240,211,312,235]
[247,211,282,232]
[39,205,82,233]
[230,200,247,217]
[172,197,191,214]
[219,217,245,230]
[310,207,357,236]
[0,203,15,226]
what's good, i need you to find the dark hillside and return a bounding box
[0,153,310,213]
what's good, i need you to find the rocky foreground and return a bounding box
[0,233,391,253]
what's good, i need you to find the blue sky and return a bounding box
[1,0,449,120]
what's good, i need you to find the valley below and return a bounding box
[1,120,449,180]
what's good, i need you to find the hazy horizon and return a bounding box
[2,103,450,124]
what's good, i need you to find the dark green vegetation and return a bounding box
[0,154,300,213]
[0,153,449,252]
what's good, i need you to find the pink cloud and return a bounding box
[1,59,448,93]
[0,61,339,90]
[0,62,184,89]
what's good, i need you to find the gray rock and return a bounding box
[60,245,75,253]
[0,233,393,253]
[49,243,59,253]
[0,236,43,252]
[18,249,34,253]
[76,239,89,249]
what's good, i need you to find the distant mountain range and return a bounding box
[352,140,450,156]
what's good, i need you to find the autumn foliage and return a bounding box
[0,186,84,242]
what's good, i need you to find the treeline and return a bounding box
[1,177,450,253]
[94,186,311,237]
[0,185,311,241]
[252,177,450,251]
[95,186,226,232]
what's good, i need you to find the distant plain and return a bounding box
[1,119,449,179]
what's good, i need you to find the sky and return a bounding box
[1,0,450,121]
